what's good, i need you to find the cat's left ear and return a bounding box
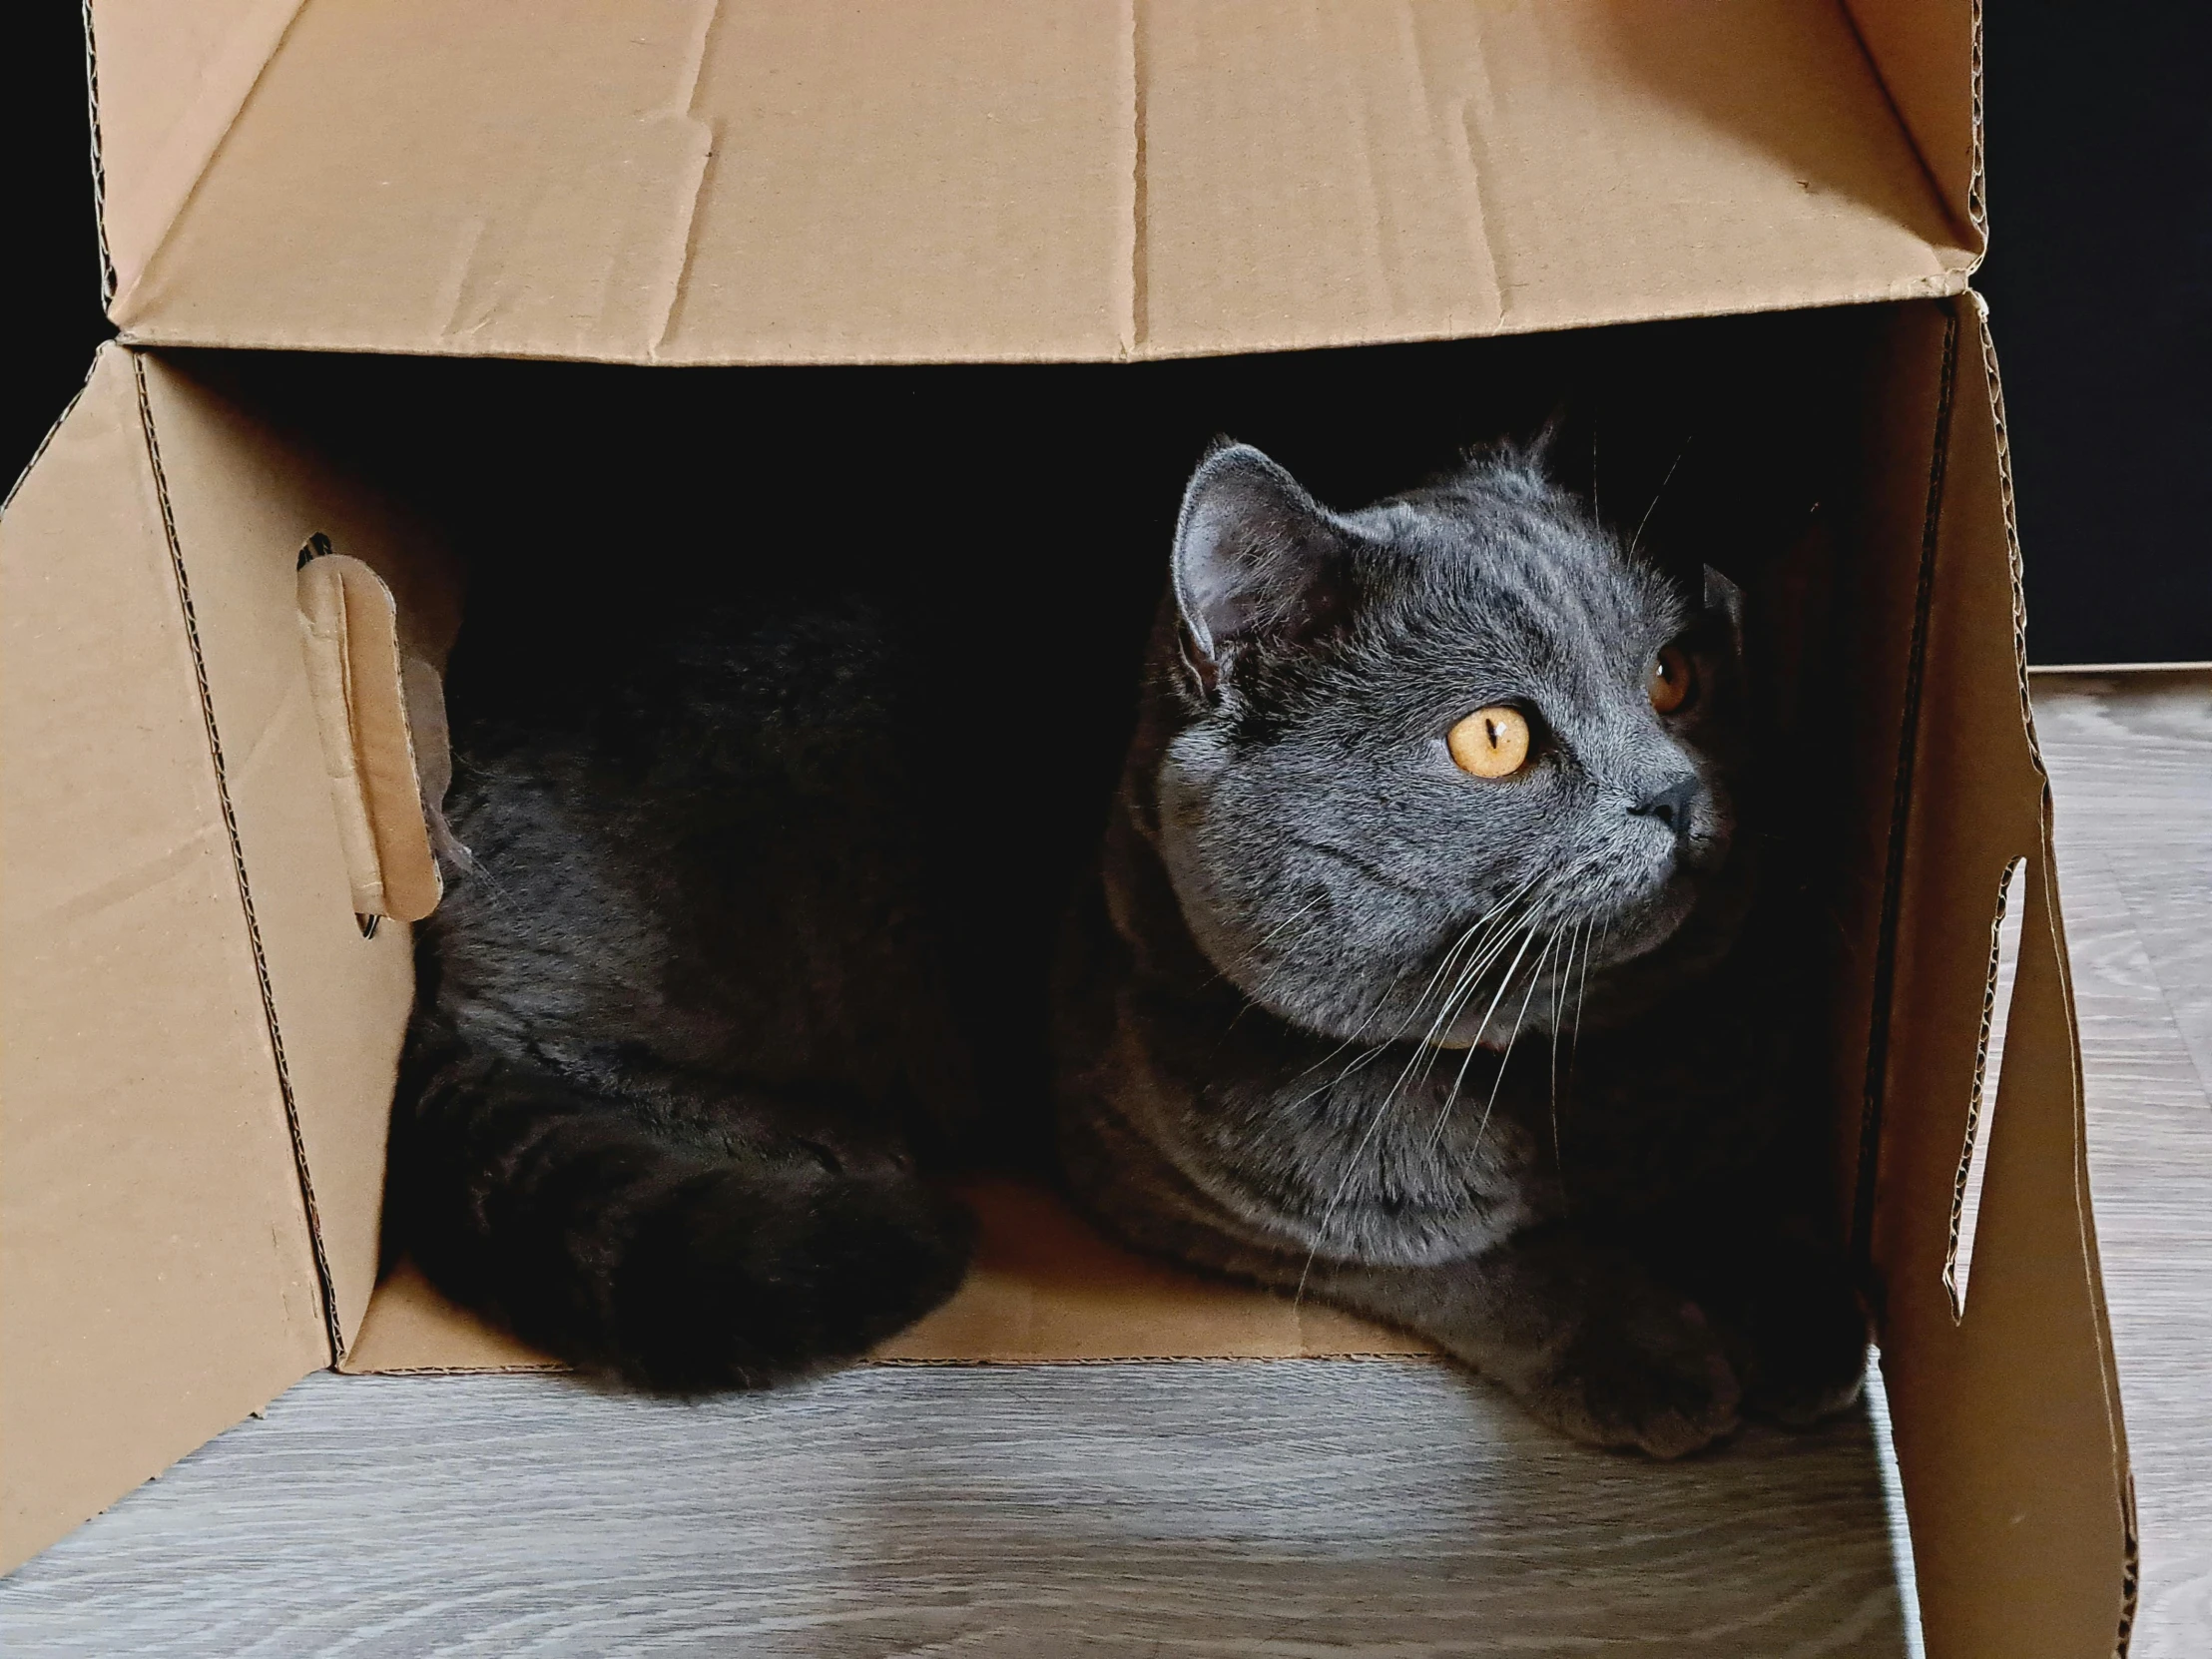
[1702,565,1745,660]
[1172,443,1357,699]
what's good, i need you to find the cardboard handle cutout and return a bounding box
[296,551,445,923]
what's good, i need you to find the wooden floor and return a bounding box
[3,676,2205,1658]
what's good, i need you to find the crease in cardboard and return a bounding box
[432,217,494,345]
[1449,8,1511,329]
[646,0,725,361]
[34,825,224,933]
[1122,0,1149,357]
[130,352,343,1368]
[1391,0,1494,334]
[101,0,311,325]
[1852,303,1960,1285]
[1836,0,1980,274]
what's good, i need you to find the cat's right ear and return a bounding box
[1171,443,1355,700]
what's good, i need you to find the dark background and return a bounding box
[7,5,2207,665]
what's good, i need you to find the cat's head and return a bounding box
[1149,440,1752,1049]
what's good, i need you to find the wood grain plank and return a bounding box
[0,1364,1907,1658]
[2036,675,2212,1659]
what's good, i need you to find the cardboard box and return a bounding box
[3,3,2134,1653]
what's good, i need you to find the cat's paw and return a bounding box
[1523,1293,1743,1459]
[1730,1253,1870,1429]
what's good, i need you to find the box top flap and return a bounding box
[96,0,1975,366]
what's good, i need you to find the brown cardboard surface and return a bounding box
[0,345,328,1571]
[343,1180,1433,1376]
[1870,299,2132,1656]
[128,355,457,1358]
[1845,0,1984,246]
[82,0,308,301]
[295,554,442,923]
[1828,303,1961,1245]
[106,1,1969,364]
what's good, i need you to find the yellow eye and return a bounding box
[1447,706,1531,779]
[1646,643,1696,715]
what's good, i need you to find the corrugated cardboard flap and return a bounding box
[0,345,330,1571]
[1869,296,2133,1659]
[96,0,1976,365]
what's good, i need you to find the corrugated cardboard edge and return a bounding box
[76,1,115,306]
[1867,294,2136,1659]
[1969,292,2139,1654]
[83,0,309,313]
[129,350,344,1367]
[1843,0,1986,263]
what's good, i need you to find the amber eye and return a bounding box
[1447,706,1532,779]
[1646,643,1696,715]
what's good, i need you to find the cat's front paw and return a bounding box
[1729,1251,1870,1429]
[1523,1293,1743,1459]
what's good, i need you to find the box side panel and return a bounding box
[0,345,325,1571]
[111,0,1968,363]
[1872,303,2131,1656]
[1844,0,1983,250]
[134,355,459,1357]
[1813,303,1957,1241]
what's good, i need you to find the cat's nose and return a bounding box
[1629,774,1702,833]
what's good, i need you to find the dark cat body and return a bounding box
[392,429,1863,1451]
[1053,443,1869,1456]
[391,593,977,1388]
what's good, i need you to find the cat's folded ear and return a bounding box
[1172,443,1356,699]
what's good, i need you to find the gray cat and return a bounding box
[1054,440,1869,1456]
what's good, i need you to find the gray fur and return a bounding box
[1055,442,1867,1457]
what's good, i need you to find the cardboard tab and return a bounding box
[296,553,443,925]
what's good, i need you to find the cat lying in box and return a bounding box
[390,438,1868,1457]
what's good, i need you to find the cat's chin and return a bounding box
[1438,865,1755,1048]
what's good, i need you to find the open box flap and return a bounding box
[1868,297,2133,1657]
[125,353,461,1363]
[0,345,329,1570]
[92,0,1974,366]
